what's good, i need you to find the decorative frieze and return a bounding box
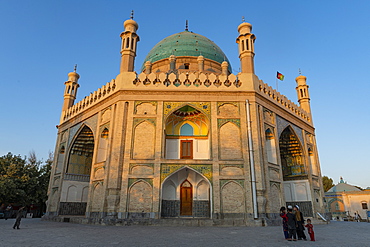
[217,118,240,128]
[163,102,210,117]
[128,178,153,187]
[161,164,212,183]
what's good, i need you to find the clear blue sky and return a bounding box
[1,1,369,188]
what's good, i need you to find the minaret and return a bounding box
[62,65,80,112]
[295,74,311,114]
[236,18,256,73]
[120,11,139,73]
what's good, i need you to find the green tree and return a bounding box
[0,152,52,215]
[0,153,28,205]
[322,176,334,192]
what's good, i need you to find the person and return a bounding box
[286,205,297,241]
[305,219,315,241]
[0,204,5,218]
[5,204,12,220]
[13,207,24,229]
[294,205,307,240]
[354,212,360,222]
[280,206,289,239]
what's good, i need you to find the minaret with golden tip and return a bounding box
[295,74,311,115]
[62,65,80,112]
[120,11,139,73]
[236,18,256,73]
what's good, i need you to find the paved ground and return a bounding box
[0,218,369,247]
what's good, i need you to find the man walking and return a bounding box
[13,207,24,229]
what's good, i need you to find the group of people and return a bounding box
[280,205,315,241]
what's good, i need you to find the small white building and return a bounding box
[325,177,370,220]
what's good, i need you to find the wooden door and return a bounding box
[180,140,193,159]
[180,180,193,216]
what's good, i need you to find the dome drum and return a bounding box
[146,56,225,75]
[141,31,232,73]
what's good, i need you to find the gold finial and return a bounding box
[242,16,245,22]
[130,10,134,20]
[74,64,77,72]
[185,20,188,31]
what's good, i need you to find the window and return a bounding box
[180,123,193,136]
[180,140,193,159]
[362,202,368,210]
[101,128,109,138]
[184,63,189,69]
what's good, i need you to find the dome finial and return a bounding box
[242,16,245,22]
[185,20,188,31]
[130,10,134,20]
[74,64,77,73]
[299,68,302,75]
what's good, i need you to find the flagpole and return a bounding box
[276,78,278,91]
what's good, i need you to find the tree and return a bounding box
[0,152,52,216]
[322,176,334,192]
[0,153,29,205]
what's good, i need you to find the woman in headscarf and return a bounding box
[294,205,307,240]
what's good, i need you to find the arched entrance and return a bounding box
[180,180,193,215]
[161,167,211,218]
[279,126,312,217]
[59,125,95,216]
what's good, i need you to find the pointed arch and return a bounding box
[66,125,95,176]
[180,123,194,136]
[219,121,242,160]
[196,180,209,200]
[166,103,210,121]
[221,181,245,213]
[128,180,153,213]
[162,179,176,200]
[161,166,212,218]
[101,128,109,138]
[132,120,155,159]
[66,185,78,202]
[91,182,104,212]
[269,183,281,212]
[97,127,109,163]
[165,104,210,160]
[265,128,277,164]
[308,147,318,175]
[279,126,306,180]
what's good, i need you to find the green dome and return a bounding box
[141,31,232,72]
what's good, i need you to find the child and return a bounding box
[280,206,289,239]
[305,219,315,241]
[286,205,297,241]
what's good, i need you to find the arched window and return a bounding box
[265,128,277,164]
[60,145,65,154]
[67,126,94,175]
[126,37,130,49]
[308,148,318,175]
[101,128,109,138]
[180,123,193,136]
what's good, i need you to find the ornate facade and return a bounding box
[45,16,325,226]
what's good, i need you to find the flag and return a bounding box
[277,71,284,81]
